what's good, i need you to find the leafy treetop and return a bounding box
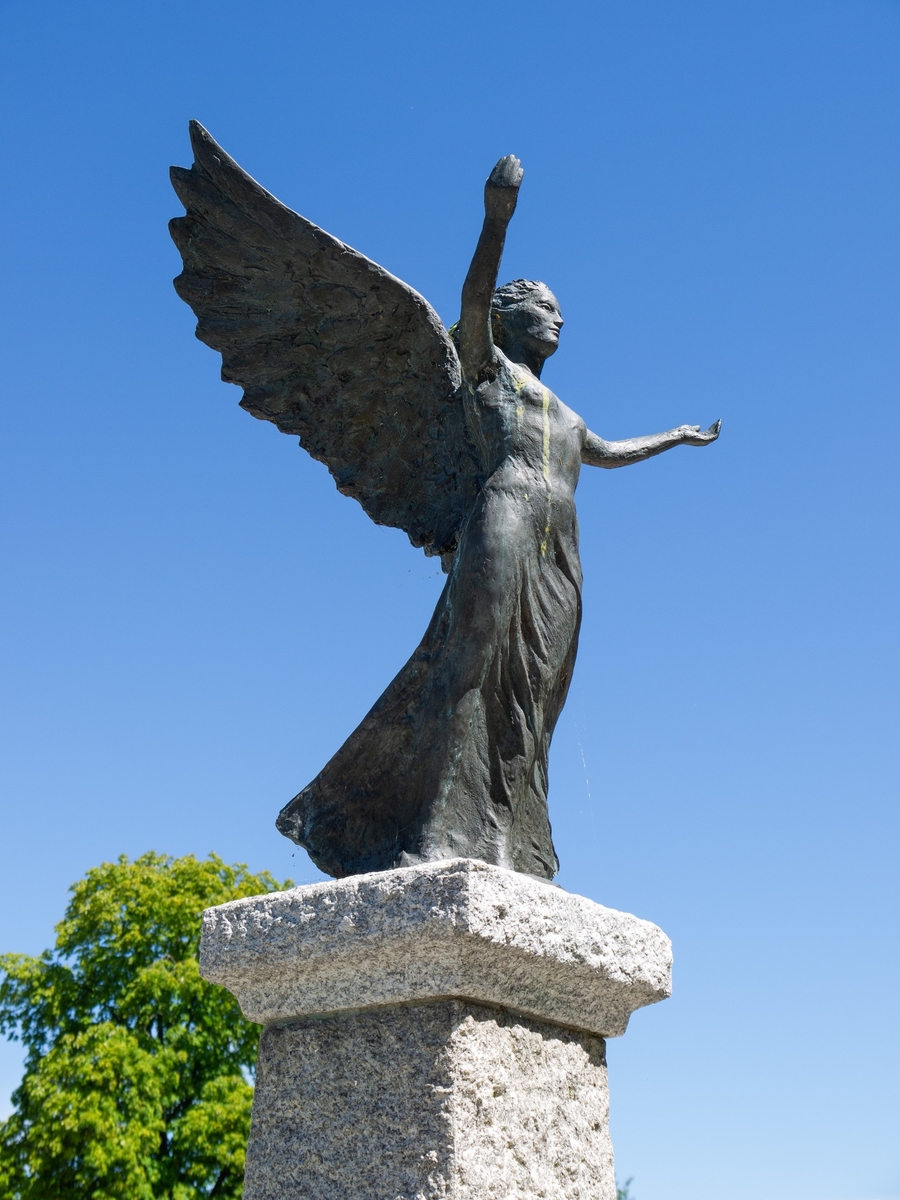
[0,852,290,1200]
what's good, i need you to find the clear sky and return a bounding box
[1,1,898,1197]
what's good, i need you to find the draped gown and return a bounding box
[276,351,587,879]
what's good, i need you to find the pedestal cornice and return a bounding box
[200,857,671,1037]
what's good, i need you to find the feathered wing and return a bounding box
[169,121,480,561]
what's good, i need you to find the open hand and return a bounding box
[484,155,524,222]
[678,419,721,446]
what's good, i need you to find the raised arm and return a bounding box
[582,420,721,468]
[458,155,524,384]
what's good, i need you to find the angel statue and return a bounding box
[170,121,719,881]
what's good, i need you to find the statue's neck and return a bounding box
[501,339,545,378]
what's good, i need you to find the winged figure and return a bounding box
[170,122,720,880]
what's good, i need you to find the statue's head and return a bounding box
[491,280,563,360]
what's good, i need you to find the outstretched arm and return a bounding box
[582,420,721,468]
[458,155,524,384]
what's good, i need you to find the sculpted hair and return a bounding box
[491,279,547,311]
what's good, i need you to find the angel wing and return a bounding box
[169,121,481,563]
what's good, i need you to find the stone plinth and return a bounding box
[200,858,672,1200]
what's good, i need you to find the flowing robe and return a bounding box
[277,352,586,879]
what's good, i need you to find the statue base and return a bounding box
[200,858,672,1200]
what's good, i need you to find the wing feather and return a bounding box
[169,121,479,559]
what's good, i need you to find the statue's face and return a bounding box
[499,286,564,358]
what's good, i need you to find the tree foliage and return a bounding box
[0,852,289,1199]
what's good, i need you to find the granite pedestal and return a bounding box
[200,858,672,1200]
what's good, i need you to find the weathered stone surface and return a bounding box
[200,857,671,1037]
[201,860,671,1198]
[243,1000,615,1200]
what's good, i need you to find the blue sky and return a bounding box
[1,1,898,1197]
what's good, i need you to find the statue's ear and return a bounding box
[490,309,506,349]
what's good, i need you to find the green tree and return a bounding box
[0,852,289,1199]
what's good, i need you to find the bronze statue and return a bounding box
[170,123,720,880]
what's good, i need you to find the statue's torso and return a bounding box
[466,354,585,555]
